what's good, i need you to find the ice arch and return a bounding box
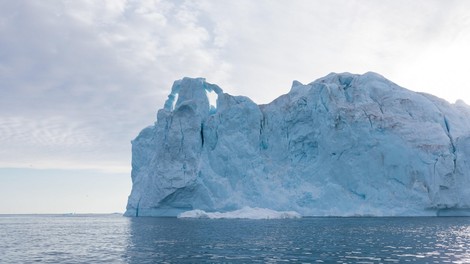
[163,77,222,113]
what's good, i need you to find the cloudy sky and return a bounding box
[1,0,470,213]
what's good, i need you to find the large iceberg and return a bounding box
[125,72,470,217]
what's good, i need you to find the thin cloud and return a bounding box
[0,0,229,171]
[197,0,470,103]
[1,0,469,172]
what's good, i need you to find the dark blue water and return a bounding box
[1,215,470,263]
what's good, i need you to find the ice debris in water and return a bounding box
[177,207,302,219]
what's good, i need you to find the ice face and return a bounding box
[125,72,470,217]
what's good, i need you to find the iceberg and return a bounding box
[125,73,470,217]
[177,207,301,219]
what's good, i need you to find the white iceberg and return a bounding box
[125,73,470,217]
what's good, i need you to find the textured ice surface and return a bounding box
[177,207,301,219]
[125,73,470,217]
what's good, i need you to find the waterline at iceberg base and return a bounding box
[125,72,470,217]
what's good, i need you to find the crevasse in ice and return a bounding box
[125,73,470,217]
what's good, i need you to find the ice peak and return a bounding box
[310,71,390,87]
[292,80,304,88]
[311,72,358,85]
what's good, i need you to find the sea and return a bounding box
[1,215,470,263]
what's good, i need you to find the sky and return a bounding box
[1,0,470,214]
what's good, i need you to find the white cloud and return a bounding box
[1,0,470,172]
[196,0,470,103]
[0,0,229,171]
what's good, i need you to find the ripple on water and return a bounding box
[1,216,470,263]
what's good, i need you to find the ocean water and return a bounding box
[1,215,470,263]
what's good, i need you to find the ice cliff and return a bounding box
[125,72,470,217]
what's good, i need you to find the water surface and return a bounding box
[1,215,470,263]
